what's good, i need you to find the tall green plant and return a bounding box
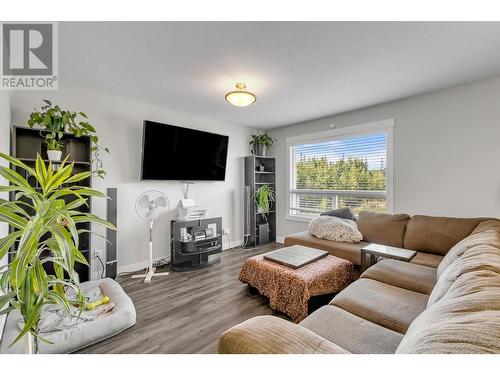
[254,184,275,217]
[0,152,116,348]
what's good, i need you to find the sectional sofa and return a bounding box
[218,212,500,354]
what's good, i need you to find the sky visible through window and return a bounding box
[295,132,387,170]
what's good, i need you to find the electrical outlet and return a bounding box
[93,248,104,259]
[223,228,231,236]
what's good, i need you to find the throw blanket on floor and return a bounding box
[309,216,363,243]
[18,285,112,333]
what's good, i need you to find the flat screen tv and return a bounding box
[141,120,229,181]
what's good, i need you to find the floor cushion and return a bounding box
[0,278,135,354]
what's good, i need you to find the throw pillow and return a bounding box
[320,207,357,221]
[309,215,363,243]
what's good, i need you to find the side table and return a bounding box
[361,243,417,271]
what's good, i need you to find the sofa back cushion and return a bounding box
[356,211,410,248]
[403,215,484,255]
[437,220,500,279]
[427,243,500,307]
[396,269,500,353]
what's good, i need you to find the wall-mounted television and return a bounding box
[141,120,229,181]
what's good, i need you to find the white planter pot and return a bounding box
[47,150,62,162]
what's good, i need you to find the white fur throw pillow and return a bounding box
[309,215,363,243]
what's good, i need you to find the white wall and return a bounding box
[9,87,251,275]
[0,91,11,341]
[270,76,500,240]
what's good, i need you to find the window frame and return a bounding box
[285,118,394,223]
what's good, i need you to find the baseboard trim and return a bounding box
[117,259,153,275]
[224,239,244,250]
[116,238,245,275]
[276,236,285,244]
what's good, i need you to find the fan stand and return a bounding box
[132,220,169,283]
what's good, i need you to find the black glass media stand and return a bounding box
[170,217,223,272]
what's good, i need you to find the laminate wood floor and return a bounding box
[78,243,286,354]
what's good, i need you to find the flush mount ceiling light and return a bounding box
[225,82,256,107]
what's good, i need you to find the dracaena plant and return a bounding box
[0,152,116,349]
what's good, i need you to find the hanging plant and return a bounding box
[253,184,275,219]
[27,99,109,177]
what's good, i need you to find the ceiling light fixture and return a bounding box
[225,82,256,107]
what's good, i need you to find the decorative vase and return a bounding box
[47,150,62,162]
[253,144,266,156]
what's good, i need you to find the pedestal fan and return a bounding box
[132,190,170,283]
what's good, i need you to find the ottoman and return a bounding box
[239,248,353,322]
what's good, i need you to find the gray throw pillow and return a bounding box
[320,207,356,221]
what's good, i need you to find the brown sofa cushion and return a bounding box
[437,219,500,278]
[361,259,437,295]
[403,215,485,256]
[356,211,410,248]
[283,231,369,265]
[300,305,403,354]
[218,315,348,354]
[410,252,443,268]
[330,278,428,334]
[397,270,500,354]
[427,244,500,307]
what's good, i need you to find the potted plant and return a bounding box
[27,99,109,177]
[45,137,64,162]
[254,184,275,216]
[249,133,275,156]
[0,153,116,353]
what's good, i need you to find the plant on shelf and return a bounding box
[45,137,64,162]
[254,184,275,218]
[0,153,116,353]
[27,99,109,177]
[249,133,275,156]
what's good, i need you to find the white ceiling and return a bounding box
[59,22,500,129]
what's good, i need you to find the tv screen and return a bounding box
[141,120,229,181]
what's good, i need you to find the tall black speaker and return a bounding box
[106,188,118,279]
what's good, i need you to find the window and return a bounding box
[287,120,393,220]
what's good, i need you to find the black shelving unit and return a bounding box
[9,125,92,282]
[170,217,222,271]
[244,155,276,247]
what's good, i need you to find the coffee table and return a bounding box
[361,243,417,271]
[239,245,354,322]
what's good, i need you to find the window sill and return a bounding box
[285,214,314,223]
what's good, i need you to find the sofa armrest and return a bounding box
[218,316,349,354]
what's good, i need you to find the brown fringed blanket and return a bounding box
[239,252,353,322]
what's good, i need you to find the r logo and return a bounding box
[2,23,53,76]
